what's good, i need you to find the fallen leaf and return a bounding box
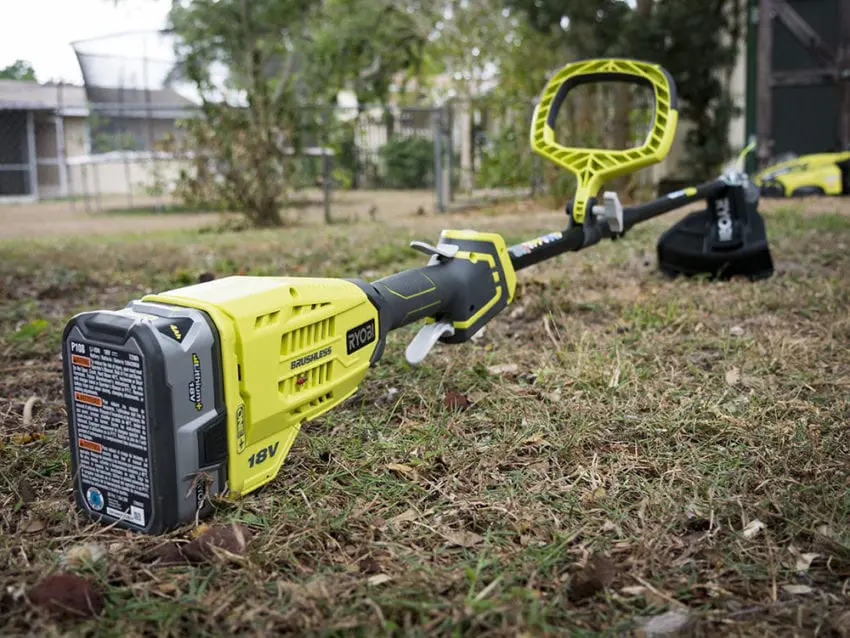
[581,486,607,503]
[794,552,821,573]
[620,586,647,597]
[730,326,745,337]
[10,432,45,445]
[27,572,104,619]
[358,557,382,574]
[142,541,188,566]
[634,610,691,637]
[568,554,617,602]
[444,392,471,411]
[486,363,519,376]
[386,463,416,477]
[725,367,741,386]
[521,431,547,446]
[782,584,814,595]
[390,508,419,526]
[181,523,252,563]
[741,519,764,539]
[190,523,211,539]
[155,582,179,595]
[61,543,107,568]
[16,477,36,504]
[367,574,392,586]
[443,530,484,547]
[21,516,45,534]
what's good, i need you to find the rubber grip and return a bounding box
[370,258,491,331]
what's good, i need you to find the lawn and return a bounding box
[1,197,850,636]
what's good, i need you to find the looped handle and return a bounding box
[530,58,680,225]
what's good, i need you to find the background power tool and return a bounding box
[61,58,774,535]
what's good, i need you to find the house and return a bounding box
[0,79,195,201]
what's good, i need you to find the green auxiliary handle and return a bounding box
[529,58,680,225]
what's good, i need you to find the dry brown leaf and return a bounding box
[725,367,741,386]
[61,543,106,567]
[386,463,416,477]
[582,486,607,503]
[444,391,471,411]
[782,584,814,595]
[22,516,45,534]
[143,541,188,566]
[486,363,519,376]
[443,530,484,547]
[390,508,419,526]
[794,551,821,573]
[521,431,547,446]
[11,432,45,446]
[367,574,392,586]
[634,610,692,637]
[27,572,104,619]
[17,477,35,504]
[568,554,617,602]
[182,523,252,563]
[741,519,764,539]
[155,582,178,595]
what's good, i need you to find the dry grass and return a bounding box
[2,196,850,636]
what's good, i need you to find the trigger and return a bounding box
[405,321,455,365]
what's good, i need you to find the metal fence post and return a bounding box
[433,109,445,213]
[323,106,332,224]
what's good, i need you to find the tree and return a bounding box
[0,60,37,82]
[622,0,742,179]
[508,0,743,181]
[165,0,432,227]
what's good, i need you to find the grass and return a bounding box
[2,199,850,636]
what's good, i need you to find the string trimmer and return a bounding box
[60,58,774,534]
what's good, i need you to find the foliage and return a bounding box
[622,0,742,179]
[508,0,743,181]
[378,136,434,189]
[165,0,433,226]
[0,59,37,82]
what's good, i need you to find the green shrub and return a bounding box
[378,136,434,189]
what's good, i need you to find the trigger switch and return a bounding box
[405,321,455,365]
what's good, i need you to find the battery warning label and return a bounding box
[68,340,152,529]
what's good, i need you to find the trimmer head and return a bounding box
[656,181,774,281]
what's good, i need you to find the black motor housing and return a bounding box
[656,181,774,281]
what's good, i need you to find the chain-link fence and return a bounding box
[0,29,659,217]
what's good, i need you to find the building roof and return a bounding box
[0,80,88,112]
[0,80,199,119]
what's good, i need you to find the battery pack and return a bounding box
[62,301,227,534]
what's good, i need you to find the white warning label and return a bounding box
[68,339,152,528]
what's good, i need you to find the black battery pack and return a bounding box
[62,302,228,534]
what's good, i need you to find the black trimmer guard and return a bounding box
[656,185,774,281]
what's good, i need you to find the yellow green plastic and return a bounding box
[530,58,679,224]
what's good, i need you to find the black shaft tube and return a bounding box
[508,178,729,271]
[622,178,726,230]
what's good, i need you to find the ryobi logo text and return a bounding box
[291,347,332,370]
[347,318,376,355]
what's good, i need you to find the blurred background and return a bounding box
[0,0,847,225]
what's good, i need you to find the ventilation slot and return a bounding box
[280,316,335,356]
[280,360,333,395]
[292,392,334,415]
[254,310,281,329]
[293,302,331,316]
